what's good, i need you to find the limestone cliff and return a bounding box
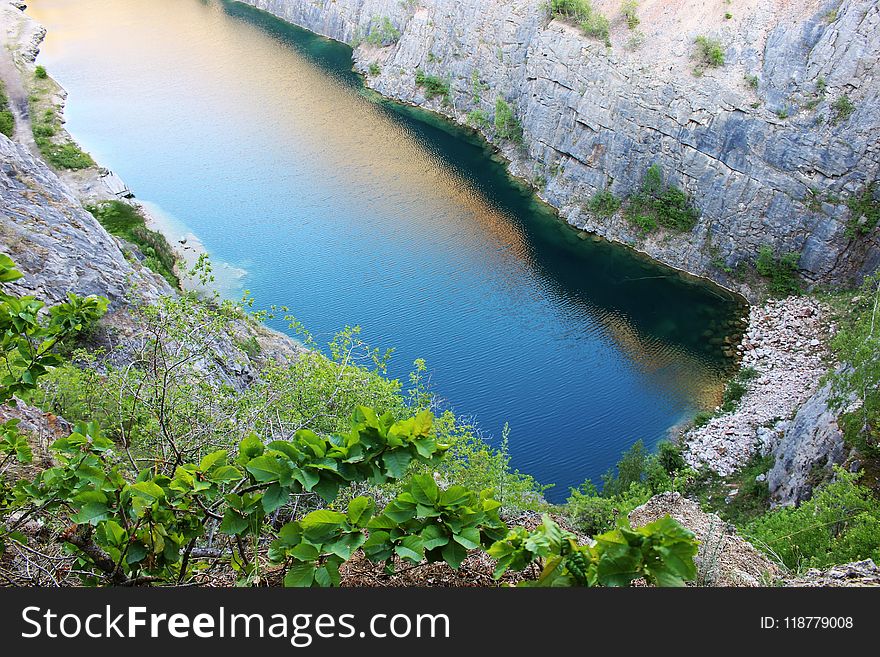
[240,0,880,296]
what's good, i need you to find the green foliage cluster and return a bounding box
[623,164,700,234]
[31,105,95,170]
[490,513,697,587]
[414,69,451,105]
[85,201,180,288]
[744,468,880,572]
[368,62,381,76]
[621,0,640,30]
[548,0,610,46]
[364,16,400,46]
[0,81,14,139]
[566,439,685,535]
[586,189,621,218]
[828,274,880,458]
[755,245,801,297]
[0,257,700,587]
[494,98,523,143]
[694,36,725,68]
[0,254,108,404]
[34,65,48,80]
[830,94,855,125]
[843,183,879,239]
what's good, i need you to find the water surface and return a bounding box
[29,0,745,500]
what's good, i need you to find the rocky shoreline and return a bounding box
[682,295,843,503]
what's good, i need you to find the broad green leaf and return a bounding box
[409,474,439,506]
[199,450,227,472]
[219,509,249,536]
[261,483,288,513]
[382,450,413,479]
[301,509,346,542]
[441,541,467,569]
[452,526,481,550]
[395,535,425,563]
[284,562,316,588]
[347,496,375,527]
[238,433,264,460]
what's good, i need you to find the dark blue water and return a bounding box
[31,0,745,500]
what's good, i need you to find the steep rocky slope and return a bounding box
[241,0,880,297]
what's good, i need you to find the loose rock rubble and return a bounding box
[629,492,780,587]
[684,296,831,476]
[784,560,880,587]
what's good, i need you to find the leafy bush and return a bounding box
[490,513,697,587]
[34,65,48,79]
[624,165,699,233]
[829,274,880,458]
[368,62,380,76]
[843,183,879,238]
[466,109,489,129]
[566,439,686,535]
[830,95,855,125]
[29,94,95,170]
[364,16,400,46]
[755,245,801,297]
[694,36,725,68]
[0,255,108,404]
[86,201,180,288]
[0,82,13,138]
[494,98,523,143]
[744,468,880,572]
[587,189,621,218]
[414,69,450,104]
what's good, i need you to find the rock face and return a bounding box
[768,381,848,506]
[240,0,880,295]
[629,492,780,586]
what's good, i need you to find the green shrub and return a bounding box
[624,165,699,233]
[0,82,13,138]
[368,62,381,76]
[34,139,95,170]
[694,35,725,68]
[0,110,12,139]
[494,98,523,143]
[622,0,640,29]
[466,108,489,128]
[755,245,801,297]
[830,95,855,124]
[744,468,880,572]
[414,69,451,104]
[85,200,180,288]
[587,189,621,218]
[566,439,686,536]
[34,65,48,79]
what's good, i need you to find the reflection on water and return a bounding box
[29,0,746,500]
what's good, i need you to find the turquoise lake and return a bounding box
[29,0,746,501]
